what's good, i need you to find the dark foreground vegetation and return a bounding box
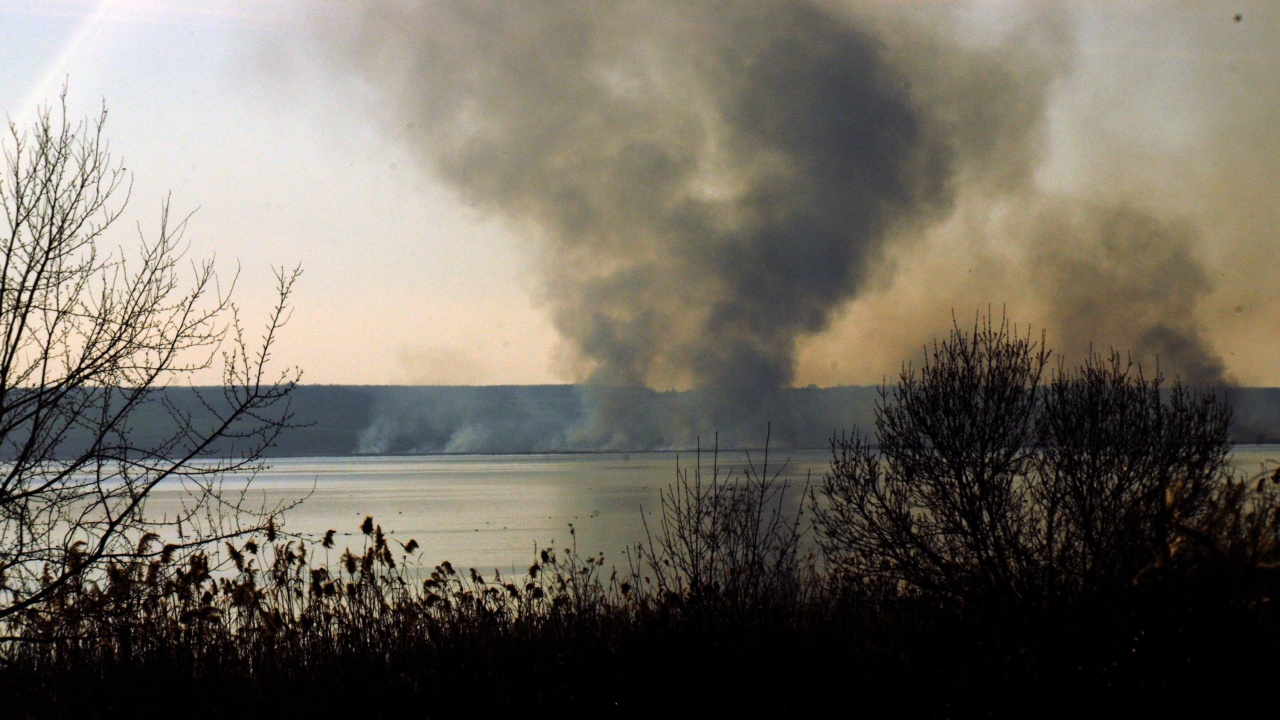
[4,317,1280,718]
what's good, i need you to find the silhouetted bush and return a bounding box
[813,312,1245,613]
[1036,349,1233,600]
[632,432,811,621]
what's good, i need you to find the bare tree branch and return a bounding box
[0,91,301,622]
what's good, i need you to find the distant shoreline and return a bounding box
[27,384,1280,459]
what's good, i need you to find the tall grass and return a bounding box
[4,450,1280,717]
[0,441,835,716]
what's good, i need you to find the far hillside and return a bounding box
[92,385,1280,457]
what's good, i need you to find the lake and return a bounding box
[144,445,1280,574]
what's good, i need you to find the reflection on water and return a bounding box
[143,445,1280,574]
[145,450,831,573]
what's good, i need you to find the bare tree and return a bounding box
[0,95,300,623]
[813,314,1049,610]
[1035,351,1232,598]
[635,431,808,618]
[813,312,1235,612]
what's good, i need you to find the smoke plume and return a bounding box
[309,1,1070,446]
[1028,203,1227,387]
[804,3,1280,395]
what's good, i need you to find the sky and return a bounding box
[1,0,1277,389]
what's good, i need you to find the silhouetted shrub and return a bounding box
[814,312,1240,613]
[1035,349,1232,600]
[632,433,811,620]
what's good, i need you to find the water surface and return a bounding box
[148,449,827,573]
[145,445,1280,573]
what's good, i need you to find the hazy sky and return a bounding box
[2,1,1277,387]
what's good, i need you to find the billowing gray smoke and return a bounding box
[1029,203,1227,387]
[307,2,1231,448]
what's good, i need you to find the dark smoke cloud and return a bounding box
[309,1,1062,447]
[785,5,1257,395]
[1029,203,1228,387]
